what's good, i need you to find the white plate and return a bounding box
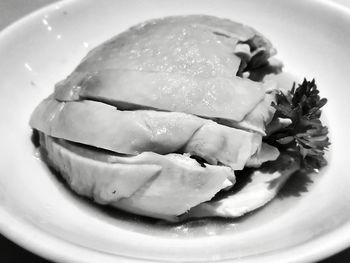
[1,0,350,262]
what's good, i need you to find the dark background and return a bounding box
[1,0,350,262]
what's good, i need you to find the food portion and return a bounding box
[55,70,267,122]
[30,97,262,170]
[185,153,300,219]
[30,15,329,221]
[54,15,279,129]
[41,135,234,221]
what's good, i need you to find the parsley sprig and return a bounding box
[265,79,330,171]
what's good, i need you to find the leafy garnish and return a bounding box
[265,79,330,171]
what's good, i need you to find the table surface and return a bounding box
[1,0,350,262]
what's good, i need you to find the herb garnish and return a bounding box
[265,79,330,171]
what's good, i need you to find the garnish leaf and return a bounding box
[265,79,330,171]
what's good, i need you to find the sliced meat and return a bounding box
[185,153,299,219]
[55,70,266,122]
[30,97,262,170]
[75,20,242,78]
[228,90,277,134]
[246,142,280,168]
[53,15,279,122]
[42,134,234,221]
[68,15,275,79]
[183,122,262,169]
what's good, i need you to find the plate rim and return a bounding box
[1,0,350,262]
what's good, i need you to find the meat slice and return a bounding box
[246,143,280,167]
[217,89,277,134]
[53,15,278,122]
[30,97,262,170]
[55,70,266,122]
[185,153,299,219]
[66,15,252,78]
[42,134,234,221]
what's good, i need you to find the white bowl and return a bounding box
[0,0,350,262]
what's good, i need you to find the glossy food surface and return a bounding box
[0,1,349,263]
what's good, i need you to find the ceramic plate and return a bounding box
[1,0,350,262]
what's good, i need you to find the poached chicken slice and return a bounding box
[52,15,278,122]
[41,134,234,221]
[185,153,299,219]
[30,97,263,170]
[55,70,266,122]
